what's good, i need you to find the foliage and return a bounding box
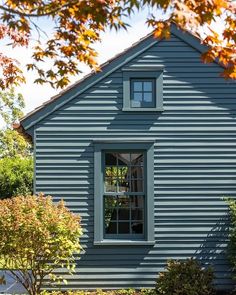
[41,289,154,295]
[155,258,215,295]
[0,156,33,198]
[225,198,236,281]
[0,194,82,295]
[0,128,32,157]
[0,88,24,124]
[0,88,32,157]
[0,1,234,89]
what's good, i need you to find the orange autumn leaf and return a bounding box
[0,0,235,89]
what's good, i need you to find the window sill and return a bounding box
[122,107,164,112]
[94,240,155,246]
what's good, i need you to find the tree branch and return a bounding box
[0,1,79,18]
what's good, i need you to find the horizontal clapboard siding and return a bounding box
[35,33,236,290]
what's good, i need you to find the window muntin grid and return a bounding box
[104,152,145,238]
[130,79,155,108]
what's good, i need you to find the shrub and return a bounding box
[0,156,33,198]
[0,194,82,295]
[40,290,154,295]
[225,198,236,281]
[155,258,215,295]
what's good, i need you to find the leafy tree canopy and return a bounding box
[0,156,33,198]
[0,87,24,124]
[0,88,32,157]
[0,128,32,157]
[0,0,234,89]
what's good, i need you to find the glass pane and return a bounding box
[131,179,143,192]
[118,208,130,220]
[104,196,117,234]
[131,166,143,179]
[118,196,130,207]
[131,208,143,220]
[105,166,117,178]
[105,195,117,208]
[118,222,130,234]
[117,179,129,192]
[105,222,117,234]
[131,153,143,166]
[143,81,153,91]
[133,81,142,91]
[117,153,130,165]
[131,100,141,108]
[105,177,117,192]
[133,92,142,102]
[117,166,129,179]
[130,195,144,208]
[105,153,117,165]
[143,92,153,102]
[105,208,117,221]
[131,222,143,234]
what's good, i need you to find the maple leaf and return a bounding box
[0,0,234,90]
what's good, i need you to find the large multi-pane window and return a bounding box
[94,142,154,245]
[104,152,145,239]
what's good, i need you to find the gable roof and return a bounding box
[19,23,210,136]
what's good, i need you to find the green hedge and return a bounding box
[0,156,33,198]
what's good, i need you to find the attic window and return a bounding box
[122,67,164,112]
[131,79,155,108]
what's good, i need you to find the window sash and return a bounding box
[103,194,145,239]
[94,142,155,244]
[122,69,163,112]
[130,78,156,108]
[103,151,146,239]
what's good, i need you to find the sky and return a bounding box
[0,9,154,127]
[0,7,226,129]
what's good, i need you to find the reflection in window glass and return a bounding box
[131,208,143,220]
[104,153,144,193]
[104,195,144,236]
[105,177,117,192]
[118,222,130,234]
[143,81,152,91]
[131,222,143,234]
[117,179,129,192]
[131,166,143,179]
[131,153,143,166]
[104,153,145,237]
[143,92,152,102]
[133,92,142,102]
[117,196,130,207]
[131,179,143,192]
[118,208,129,220]
[117,153,130,165]
[130,195,144,208]
[105,153,117,165]
[133,81,142,91]
[131,79,155,108]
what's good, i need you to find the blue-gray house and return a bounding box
[19,24,236,291]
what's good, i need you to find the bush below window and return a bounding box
[155,258,215,295]
[225,198,236,283]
